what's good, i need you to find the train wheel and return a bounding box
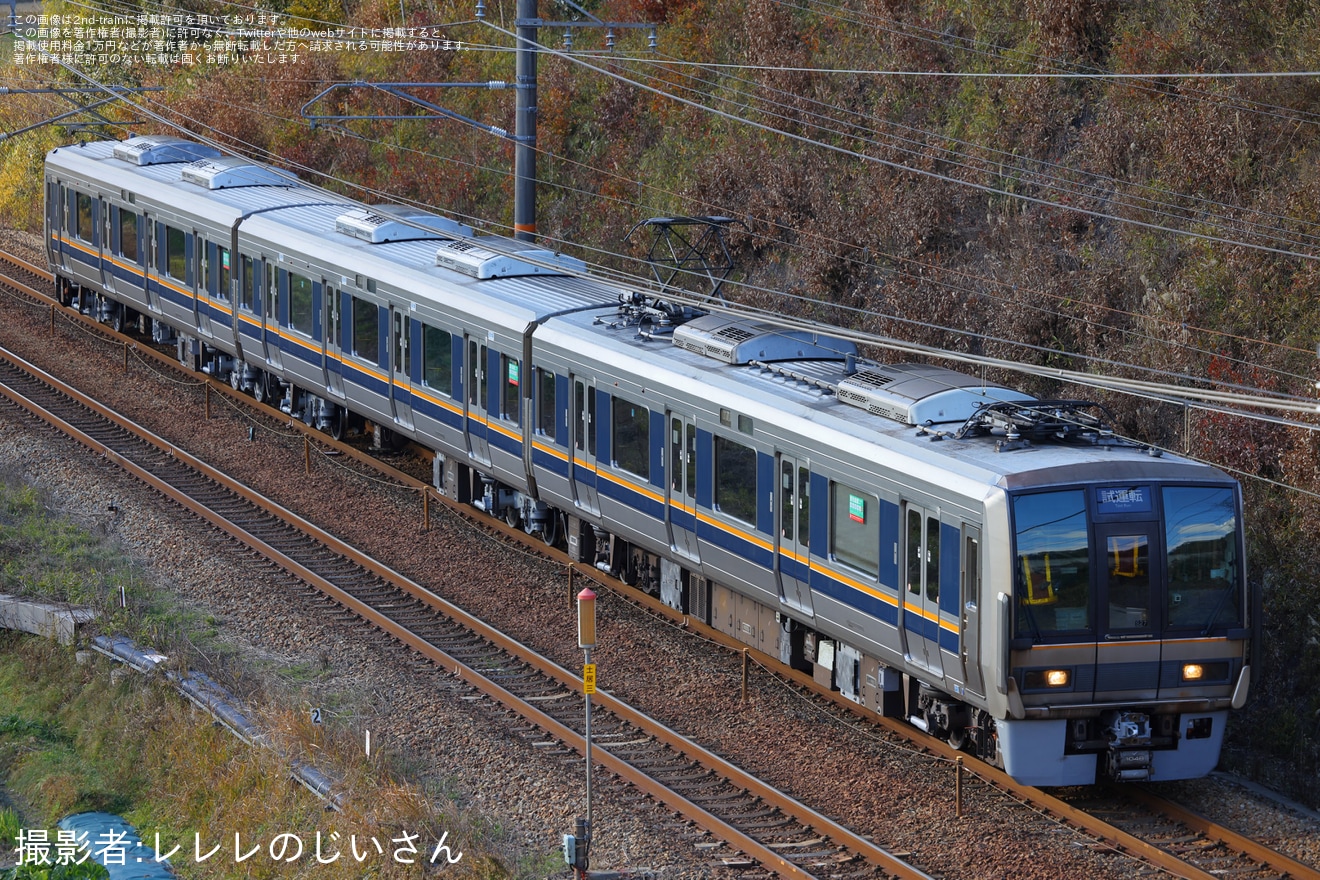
[328,405,346,441]
[539,510,562,547]
[253,372,271,404]
[230,364,243,390]
[503,506,521,529]
[110,305,123,334]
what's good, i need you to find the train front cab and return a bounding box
[998,479,1250,786]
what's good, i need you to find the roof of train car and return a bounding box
[539,306,1224,495]
[49,139,1230,496]
[47,140,621,323]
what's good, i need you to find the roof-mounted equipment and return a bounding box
[672,313,855,365]
[435,237,587,279]
[336,205,472,243]
[180,156,295,189]
[837,362,1025,426]
[112,135,222,166]
[955,399,1144,451]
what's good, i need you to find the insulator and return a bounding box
[474,0,485,18]
[563,29,573,51]
[648,27,657,51]
[606,28,615,50]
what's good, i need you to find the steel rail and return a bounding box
[1125,786,1318,879]
[0,343,930,880]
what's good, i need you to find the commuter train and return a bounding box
[43,135,1256,786]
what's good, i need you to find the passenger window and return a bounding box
[714,436,756,525]
[289,271,313,334]
[240,256,255,311]
[501,355,520,424]
[119,210,138,262]
[536,369,556,435]
[833,482,878,574]
[165,225,185,280]
[422,325,452,394]
[76,192,94,243]
[612,396,648,478]
[351,296,378,363]
[217,247,231,301]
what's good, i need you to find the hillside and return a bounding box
[2,0,1319,801]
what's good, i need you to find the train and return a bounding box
[43,134,1257,786]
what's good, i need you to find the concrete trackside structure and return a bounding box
[0,594,96,645]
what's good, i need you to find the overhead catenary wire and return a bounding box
[14,29,1319,419]
[10,20,1320,437]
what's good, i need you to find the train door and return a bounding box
[322,282,345,399]
[666,413,699,561]
[263,262,283,370]
[99,202,113,294]
[1094,521,1161,698]
[776,455,814,617]
[389,306,414,430]
[960,525,985,697]
[903,504,944,675]
[571,376,599,515]
[145,218,163,315]
[194,233,212,339]
[465,336,491,465]
[46,180,63,270]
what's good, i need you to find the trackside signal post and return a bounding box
[564,585,597,876]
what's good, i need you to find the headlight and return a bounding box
[1024,668,1071,688]
[1182,663,1204,681]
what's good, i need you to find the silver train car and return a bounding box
[45,136,1256,786]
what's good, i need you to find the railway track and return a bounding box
[0,343,931,879]
[1,242,1316,879]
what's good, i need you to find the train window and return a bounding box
[501,355,521,424]
[781,461,794,541]
[667,418,695,498]
[164,226,186,281]
[925,515,940,601]
[798,466,810,545]
[240,256,255,311]
[119,210,138,262]
[76,192,94,243]
[468,340,486,408]
[352,296,378,364]
[714,436,756,525]
[612,397,648,479]
[289,271,313,334]
[1012,490,1091,636]
[536,369,556,435]
[833,483,879,574]
[217,247,231,302]
[574,380,596,456]
[327,287,340,345]
[266,264,279,320]
[1162,486,1241,630]
[422,325,452,394]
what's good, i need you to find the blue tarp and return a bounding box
[56,813,175,879]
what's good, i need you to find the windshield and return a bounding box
[1012,483,1243,640]
[1162,486,1241,631]
[1013,489,1091,636]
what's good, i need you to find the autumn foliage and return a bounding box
[4,0,1320,798]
